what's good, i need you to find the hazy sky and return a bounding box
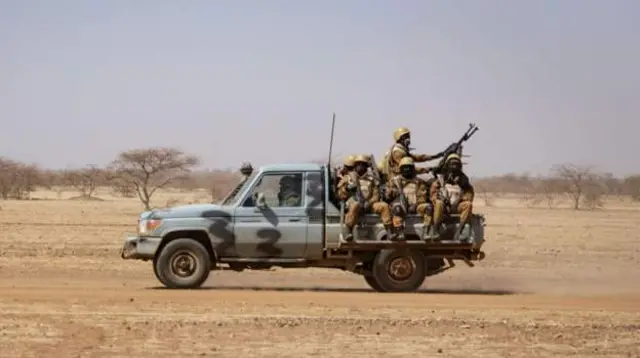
[1,0,638,176]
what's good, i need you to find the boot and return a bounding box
[424,223,440,241]
[384,225,397,241]
[423,224,436,241]
[458,223,472,243]
[396,225,406,241]
[342,225,354,242]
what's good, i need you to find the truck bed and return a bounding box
[323,213,486,251]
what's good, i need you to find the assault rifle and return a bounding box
[393,176,409,214]
[367,153,386,198]
[349,171,366,210]
[431,123,479,176]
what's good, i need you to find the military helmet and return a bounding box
[445,153,461,164]
[354,155,368,164]
[343,155,356,167]
[393,127,411,142]
[399,157,415,167]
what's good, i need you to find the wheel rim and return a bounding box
[170,251,198,278]
[388,256,416,281]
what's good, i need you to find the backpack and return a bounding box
[380,144,398,179]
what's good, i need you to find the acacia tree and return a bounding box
[552,164,606,210]
[108,147,200,209]
[0,157,42,200]
[622,175,640,202]
[64,164,105,199]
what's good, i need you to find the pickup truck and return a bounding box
[120,161,487,292]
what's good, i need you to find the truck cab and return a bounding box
[121,161,487,292]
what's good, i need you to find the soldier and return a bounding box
[426,153,475,242]
[337,155,394,241]
[381,127,447,179]
[278,175,302,207]
[358,154,378,181]
[385,157,431,240]
[335,155,355,182]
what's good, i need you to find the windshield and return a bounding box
[219,172,257,206]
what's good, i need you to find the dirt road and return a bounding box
[1,270,639,358]
[1,197,639,357]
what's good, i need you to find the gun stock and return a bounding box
[394,176,409,212]
[350,172,366,208]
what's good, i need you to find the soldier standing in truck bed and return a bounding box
[380,127,447,181]
[337,155,394,241]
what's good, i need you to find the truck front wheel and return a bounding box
[154,238,211,289]
[369,249,426,292]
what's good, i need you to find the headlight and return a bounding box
[138,219,163,234]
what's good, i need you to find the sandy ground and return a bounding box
[1,191,639,357]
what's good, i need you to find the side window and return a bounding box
[243,173,304,207]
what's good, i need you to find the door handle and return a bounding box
[288,218,301,222]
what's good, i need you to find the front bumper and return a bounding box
[120,235,162,260]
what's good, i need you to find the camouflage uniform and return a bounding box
[336,155,356,182]
[337,155,393,241]
[278,175,302,207]
[381,127,445,179]
[385,157,430,240]
[334,155,355,193]
[427,153,475,241]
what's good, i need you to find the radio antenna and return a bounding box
[327,112,336,168]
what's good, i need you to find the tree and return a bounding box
[0,157,20,199]
[108,147,200,210]
[0,157,42,200]
[552,164,606,210]
[64,165,105,199]
[622,175,640,202]
[537,178,563,209]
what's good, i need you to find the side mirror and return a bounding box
[255,192,267,209]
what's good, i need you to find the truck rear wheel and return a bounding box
[364,274,383,291]
[154,238,211,289]
[369,249,426,292]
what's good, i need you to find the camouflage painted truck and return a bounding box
[120,161,487,292]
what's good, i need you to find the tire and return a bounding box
[152,256,163,283]
[364,274,384,292]
[154,238,212,289]
[370,249,426,292]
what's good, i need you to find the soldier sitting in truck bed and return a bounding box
[337,155,394,241]
[385,157,431,241]
[426,153,475,242]
[334,155,356,194]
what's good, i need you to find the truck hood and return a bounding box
[149,203,232,219]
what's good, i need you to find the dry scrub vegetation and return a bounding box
[2,146,640,210]
[1,147,640,357]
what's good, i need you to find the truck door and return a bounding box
[233,171,308,258]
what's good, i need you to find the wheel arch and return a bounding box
[157,230,217,265]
